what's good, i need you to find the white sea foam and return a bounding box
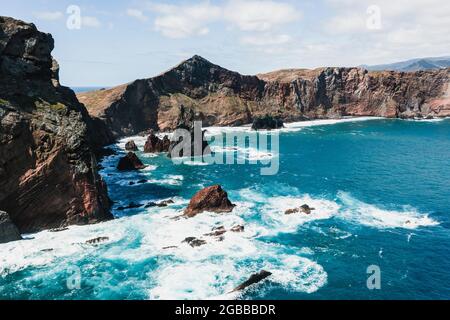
[284,116,384,129]
[337,191,439,229]
[260,195,341,233]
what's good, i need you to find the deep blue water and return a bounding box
[71,87,107,93]
[1,118,449,300]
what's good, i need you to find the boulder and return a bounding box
[251,115,284,130]
[117,152,146,171]
[231,270,272,292]
[184,185,235,217]
[144,133,171,153]
[0,211,22,244]
[125,140,138,151]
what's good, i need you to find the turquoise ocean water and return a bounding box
[1,117,449,300]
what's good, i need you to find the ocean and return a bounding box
[1,117,449,300]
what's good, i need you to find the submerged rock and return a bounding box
[230,225,245,233]
[251,115,284,130]
[205,226,227,237]
[86,236,109,245]
[0,211,22,244]
[145,199,174,208]
[117,152,146,171]
[231,270,272,292]
[116,202,143,211]
[184,185,235,218]
[125,140,138,151]
[285,204,315,215]
[183,237,207,247]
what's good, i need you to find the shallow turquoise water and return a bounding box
[1,118,449,300]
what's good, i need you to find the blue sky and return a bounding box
[2,0,449,86]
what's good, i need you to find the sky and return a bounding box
[2,0,450,87]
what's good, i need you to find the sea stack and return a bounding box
[117,152,146,171]
[184,185,235,218]
[0,211,22,244]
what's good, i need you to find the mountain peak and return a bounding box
[179,55,215,67]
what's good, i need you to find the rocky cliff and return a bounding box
[0,16,113,233]
[78,55,450,137]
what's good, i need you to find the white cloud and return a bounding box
[149,2,221,38]
[224,0,300,31]
[81,16,102,28]
[147,0,300,38]
[241,34,292,46]
[323,0,450,64]
[33,11,63,21]
[326,13,366,34]
[126,8,148,22]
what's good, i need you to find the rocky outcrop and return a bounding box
[0,211,22,243]
[167,105,211,158]
[0,16,113,232]
[182,237,207,247]
[144,133,170,153]
[78,55,450,137]
[125,140,138,151]
[117,152,145,171]
[285,204,315,215]
[184,185,235,217]
[231,270,272,292]
[252,115,284,130]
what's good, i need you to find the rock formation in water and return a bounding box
[184,185,235,218]
[0,16,113,233]
[252,115,284,130]
[285,204,315,215]
[167,105,211,158]
[125,140,138,151]
[231,270,272,292]
[78,55,450,137]
[143,132,170,153]
[0,211,22,243]
[117,152,146,171]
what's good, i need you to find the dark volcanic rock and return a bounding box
[167,105,211,158]
[183,237,207,247]
[230,225,245,233]
[285,204,315,215]
[0,16,113,233]
[144,133,170,153]
[117,152,146,171]
[251,115,284,130]
[0,211,22,243]
[116,202,143,211]
[85,236,109,245]
[231,270,272,292]
[125,140,138,151]
[184,185,235,218]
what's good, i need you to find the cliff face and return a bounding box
[78,55,450,136]
[0,16,113,233]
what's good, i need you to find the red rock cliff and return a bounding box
[0,16,113,232]
[78,55,450,137]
